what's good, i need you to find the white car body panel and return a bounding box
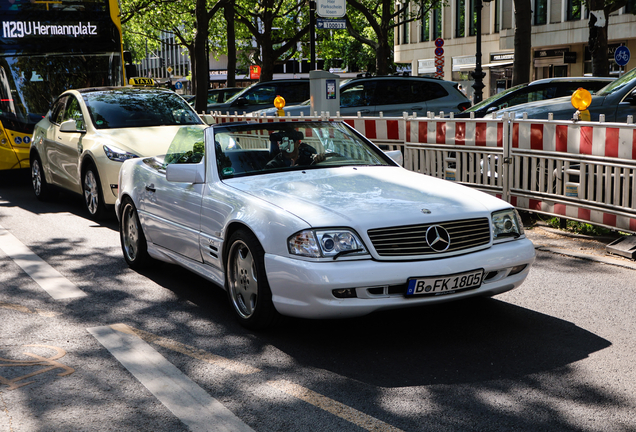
[117,122,535,321]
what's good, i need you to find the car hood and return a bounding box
[91,125,206,156]
[225,166,507,229]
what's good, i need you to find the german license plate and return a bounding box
[406,269,484,296]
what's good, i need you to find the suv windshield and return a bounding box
[213,121,393,178]
[82,89,203,129]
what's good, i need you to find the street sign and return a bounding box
[435,38,444,48]
[435,47,444,56]
[316,0,346,17]
[175,82,183,90]
[316,18,346,29]
[615,46,630,67]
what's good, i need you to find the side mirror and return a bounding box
[59,119,86,133]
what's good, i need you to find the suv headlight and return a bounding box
[104,145,139,162]
[288,229,368,259]
[492,208,524,241]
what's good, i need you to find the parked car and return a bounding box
[187,87,243,111]
[116,120,535,329]
[256,75,472,117]
[487,67,636,121]
[455,77,615,118]
[30,87,206,219]
[210,79,310,114]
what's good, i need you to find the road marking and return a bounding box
[0,225,86,300]
[0,301,60,317]
[109,324,404,432]
[266,380,404,432]
[88,325,254,432]
[110,324,260,375]
[0,345,75,390]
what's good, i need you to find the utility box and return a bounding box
[310,70,340,116]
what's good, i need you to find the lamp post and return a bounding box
[471,0,491,104]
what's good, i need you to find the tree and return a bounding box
[345,0,442,75]
[512,0,532,85]
[233,0,311,82]
[587,0,627,77]
[120,0,227,113]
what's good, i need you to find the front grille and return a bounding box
[368,218,491,257]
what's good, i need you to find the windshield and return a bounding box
[213,121,394,179]
[596,67,636,96]
[82,89,204,129]
[0,53,121,133]
[466,84,527,112]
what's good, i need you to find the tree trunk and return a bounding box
[588,0,610,77]
[259,33,274,82]
[193,0,210,113]
[224,1,236,87]
[512,0,532,85]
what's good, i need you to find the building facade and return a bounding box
[394,0,636,100]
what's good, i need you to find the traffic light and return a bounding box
[160,57,165,67]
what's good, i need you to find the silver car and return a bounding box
[116,120,535,329]
[255,75,472,117]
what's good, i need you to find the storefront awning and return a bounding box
[482,61,514,68]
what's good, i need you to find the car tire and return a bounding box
[225,229,280,330]
[31,154,51,201]
[119,198,151,269]
[82,163,107,219]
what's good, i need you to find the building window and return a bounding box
[433,7,442,39]
[421,11,430,41]
[469,0,477,36]
[403,7,410,44]
[567,0,582,20]
[456,0,465,37]
[534,0,547,24]
[494,0,500,33]
[627,0,636,13]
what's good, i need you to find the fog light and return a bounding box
[509,264,527,276]
[332,288,357,298]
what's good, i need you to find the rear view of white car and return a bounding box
[117,121,535,329]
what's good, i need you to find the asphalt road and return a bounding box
[1,169,635,432]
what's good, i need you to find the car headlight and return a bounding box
[103,145,139,162]
[492,208,524,241]
[288,229,368,259]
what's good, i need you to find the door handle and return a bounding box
[145,184,156,192]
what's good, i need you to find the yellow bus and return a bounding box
[0,0,127,170]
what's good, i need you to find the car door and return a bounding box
[45,95,84,193]
[339,81,376,116]
[139,127,206,262]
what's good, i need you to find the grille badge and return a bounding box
[425,225,451,252]
[421,208,431,214]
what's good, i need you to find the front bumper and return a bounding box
[265,238,536,319]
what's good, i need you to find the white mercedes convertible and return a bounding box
[116,121,535,329]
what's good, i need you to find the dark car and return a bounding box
[187,87,243,111]
[488,68,636,122]
[210,79,310,114]
[256,75,471,117]
[455,77,615,118]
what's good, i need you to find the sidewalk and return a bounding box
[523,219,636,270]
